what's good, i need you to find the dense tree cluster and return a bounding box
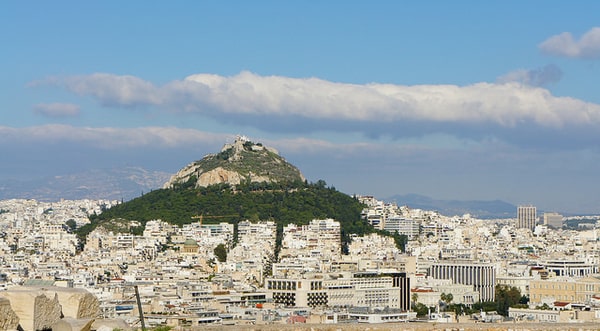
[411,285,529,319]
[495,285,529,316]
[213,243,227,262]
[78,180,375,253]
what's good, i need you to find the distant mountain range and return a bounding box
[386,193,517,219]
[0,167,172,202]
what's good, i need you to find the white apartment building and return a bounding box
[383,216,419,239]
[281,219,341,260]
[237,220,276,238]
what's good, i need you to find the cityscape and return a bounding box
[3,2,600,330]
[0,190,599,329]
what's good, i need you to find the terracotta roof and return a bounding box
[411,287,434,293]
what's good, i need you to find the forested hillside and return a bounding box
[79,179,379,252]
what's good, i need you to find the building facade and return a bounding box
[529,276,600,305]
[383,216,419,239]
[517,205,537,231]
[429,261,496,302]
[539,259,599,277]
[265,271,411,310]
[543,212,563,229]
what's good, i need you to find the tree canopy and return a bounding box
[79,180,374,253]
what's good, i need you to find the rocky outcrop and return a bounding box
[0,297,19,330]
[164,136,305,189]
[197,167,244,187]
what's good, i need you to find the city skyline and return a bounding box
[2,2,600,213]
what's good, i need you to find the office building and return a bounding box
[517,205,537,231]
[543,212,563,229]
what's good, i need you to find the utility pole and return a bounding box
[134,285,146,331]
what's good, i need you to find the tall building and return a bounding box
[517,205,537,231]
[543,212,563,229]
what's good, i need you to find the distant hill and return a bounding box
[386,194,516,219]
[0,167,171,202]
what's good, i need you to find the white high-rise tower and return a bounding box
[517,205,537,231]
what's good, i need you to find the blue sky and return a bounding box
[2,1,600,214]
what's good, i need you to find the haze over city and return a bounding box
[2,2,600,214]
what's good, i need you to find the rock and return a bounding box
[0,297,19,330]
[163,137,305,189]
[0,286,100,331]
[43,287,100,319]
[0,287,62,331]
[92,318,133,331]
[197,167,244,187]
[51,318,94,331]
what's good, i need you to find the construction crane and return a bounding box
[191,214,238,225]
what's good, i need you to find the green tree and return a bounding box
[535,303,551,310]
[519,295,529,305]
[440,292,453,311]
[451,303,466,319]
[65,219,77,232]
[495,285,522,316]
[411,293,419,307]
[213,243,227,262]
[391,231,408,252]
[414,303,430,317]
[472,301,497,313]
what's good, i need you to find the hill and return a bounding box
[79,138,382,253]
[82,180,372,253]
[163,136,305,189]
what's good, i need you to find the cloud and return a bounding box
[33,71,600,147]
[0,125,235,178]
[539,27,600,59]
[0,124,231,149]
[0,125,517,181]
[0,125,479,164]
[496,64,563,87]
[33,103,81,117]
[0,125,599,213]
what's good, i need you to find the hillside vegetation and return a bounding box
[78,138,408,254]
[80,179,376,252]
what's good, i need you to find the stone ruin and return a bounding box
[0,285,113,331]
